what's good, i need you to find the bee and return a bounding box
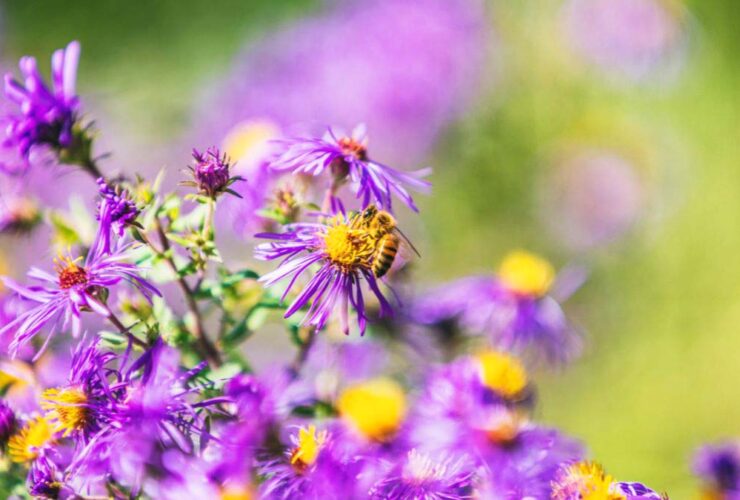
[354,205,420,278]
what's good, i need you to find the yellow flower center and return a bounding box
[54,254,88,290]
[497,250,555,297]
[476,350,528,399]
[337,377,407,442]
[222,120,280,168]
[7,416,54,463]
[290,425,328,472]
[482,408,526,445]
[338,137,368,160]
[41,387,89,436]
[220,484,254,500]
[551,461,624,500]
[322,217,377,273]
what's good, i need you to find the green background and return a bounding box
[4,0,739,496]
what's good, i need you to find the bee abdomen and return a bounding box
[373,234,399,278]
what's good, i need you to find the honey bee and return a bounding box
[354,205,420,278]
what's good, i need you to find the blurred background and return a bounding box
[1,0,739,495]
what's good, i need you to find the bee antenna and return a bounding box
[395,227,421,257]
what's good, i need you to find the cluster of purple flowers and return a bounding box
[0,30,688,499]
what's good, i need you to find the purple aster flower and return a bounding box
[258,424,364,500]
[182,146,243,199]
[0,193,41,234]
[67,340,226,494]
[409,354,582,498]
[551,461,666,499]
[1,41,84,174]
[409,251,583,365]
[27,456,75,499]
[0,398,16,445]
[0,223,159,358]
[694,441,740,497]
[369,449,474,499]
[97,178,140,236]
[271,124,431,212]
[255,210,396,335]
[39,338,118,442]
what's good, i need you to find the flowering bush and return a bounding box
[0,41,681,500]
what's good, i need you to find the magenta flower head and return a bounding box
[410,250,583,365]
[271,125,431,212]
[27,456,73,500]
[0,399,16,446]
[97,178,140,235]
[0,223,159,358]
[693,441,740,497]
[1,41,84,174]
[551,461,665,499]
[255,208,397,335]
[369,449,474,499]
[183,146,243,199]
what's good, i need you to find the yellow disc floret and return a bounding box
[290,425,328,472]
[220,484,254,500]
[222,120,280,167]
[337,377,407,442]
[476,350,528,399]
[7,416,54,463]
[551,461,623,500]
[41,386,89,436]
[497,250,555,297]
[54,254,88,290]
[322,216,377,273]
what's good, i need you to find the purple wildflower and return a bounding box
[694,441,740,497]
[40,338,118,441]
[271,125,431,212]
[97,178,140,236]
[183,147,243,199]
[369,449,474,499]
[0,399,16,445]
[27,456,73,499]
[255,210,395,334]
[0,194,41,234]
[258,424,364,500]
[1,41,82,174]
[0,221,159,358]
[409,251,583,364]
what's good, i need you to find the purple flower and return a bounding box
[255,210,395,334]
[258,424,364,500]
[271,125,430,212]
[40,338,118,441]
[27,456,74,499]
[694,441,740,497]
[0,398,16,445]
[551,461,666,499]
[369,449,474,499]
[0,224,159,358]
[0,193,41,234]
[409,251,583,364]
[1,41,83,174]
[97,178,140,236]
[183,146,243,199]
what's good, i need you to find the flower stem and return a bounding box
[149,217,223,367]
[105,307,147,349]
[290,328,316,378]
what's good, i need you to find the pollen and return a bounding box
[54,254,88,290]
[220,484,254,500]
[290,425,328,472]
[41,386,89,436]
[338,136,368,160]
[551,461,623,500]
[7,416,54,463]
[322,217,377,273]
[475,350,528,399]
[497,250,555,297]
[337,377,407,442]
